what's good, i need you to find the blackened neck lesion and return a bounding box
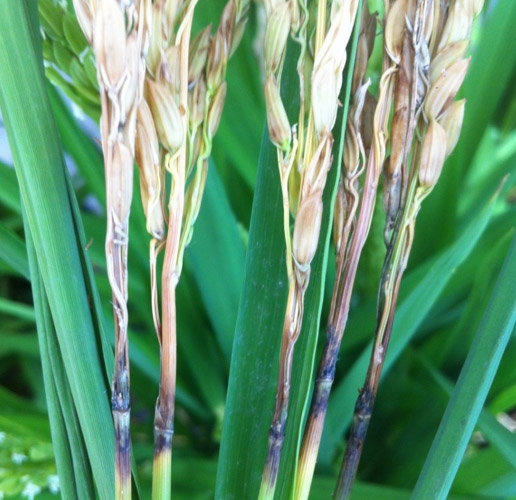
[153,401,175,456]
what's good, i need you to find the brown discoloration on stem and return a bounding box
[311,325,339,417]
[334,386,374,499]
[260,4,361,498]
[384,34,411,238]
[295,324,339,498]
[334,5,429,496]
[260,279,305,498]
[73,1,147,498]
[298,0,480,497]
[114,408,131,498]
[154,272,178,445]
[334,1,485,496]
[151,6,195,496]
[296,5,397,497]
[335,221,407,500]
[154,427,174,457]
[142,2,248,497]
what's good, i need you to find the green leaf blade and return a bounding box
[410,234,516,500]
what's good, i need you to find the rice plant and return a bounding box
[1,0,516,499]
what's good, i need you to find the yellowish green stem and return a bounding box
[152,443,172,500]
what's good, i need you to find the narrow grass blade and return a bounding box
[410,234,516,500]
[320,196,496,465]
[48,85,105,203]
[418,352,516,472]
[0,3,114,498]
[25,218,94,500]
[215,47,299,499]
[215,126,290,500]
[0,161,22,213]
[452,446,516,498]
[29,267,78,500]
[0,297,35,322]
[0,223,29,278]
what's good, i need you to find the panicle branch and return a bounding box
[259,1,360,499]
[334,1,482,498]
[73,0,148,497]
[74,0,248,497]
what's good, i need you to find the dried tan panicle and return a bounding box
[265,75,291,149]
[146,79,184,152]
[311,0,359,134]
[429,40,468,83]
[94,0,127,89]
[438,98,465,156]
[384,17,413,236]
[429,0,446,55]
[264,0,282,17]
[188,76,207,128]
[157,45,181,97]
[302,132,333,199]
[207,81,227,139]
[372,68,396,178]
[289,0,301,31]
[146,1,166,75]
[292,192,323,271]
[352,7,376,92]
[423,0,435,43]
[333,180,347,254]
[188,25,212,86]
[219,0,237,56]
[136,99,160,171]
[360,91,376,152]
[437,1,474,52]
[384,0,408,63]
[260,1,363,496]
[424,57,470,120]
[119,34,141,127]
[110,141,135,225]
[311,67,339,134]
[469,0,485,16]
[330,0,363,23]
[387,39,410,178]
[164,0,181,35]
[418,119,447,188]
[230,12,248,56]
[135,100,165,239]
[73,0,94,43]
[264,1,292,74]
[206,31,225,91]
[309,3,482,495]
[343,124,359,175]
